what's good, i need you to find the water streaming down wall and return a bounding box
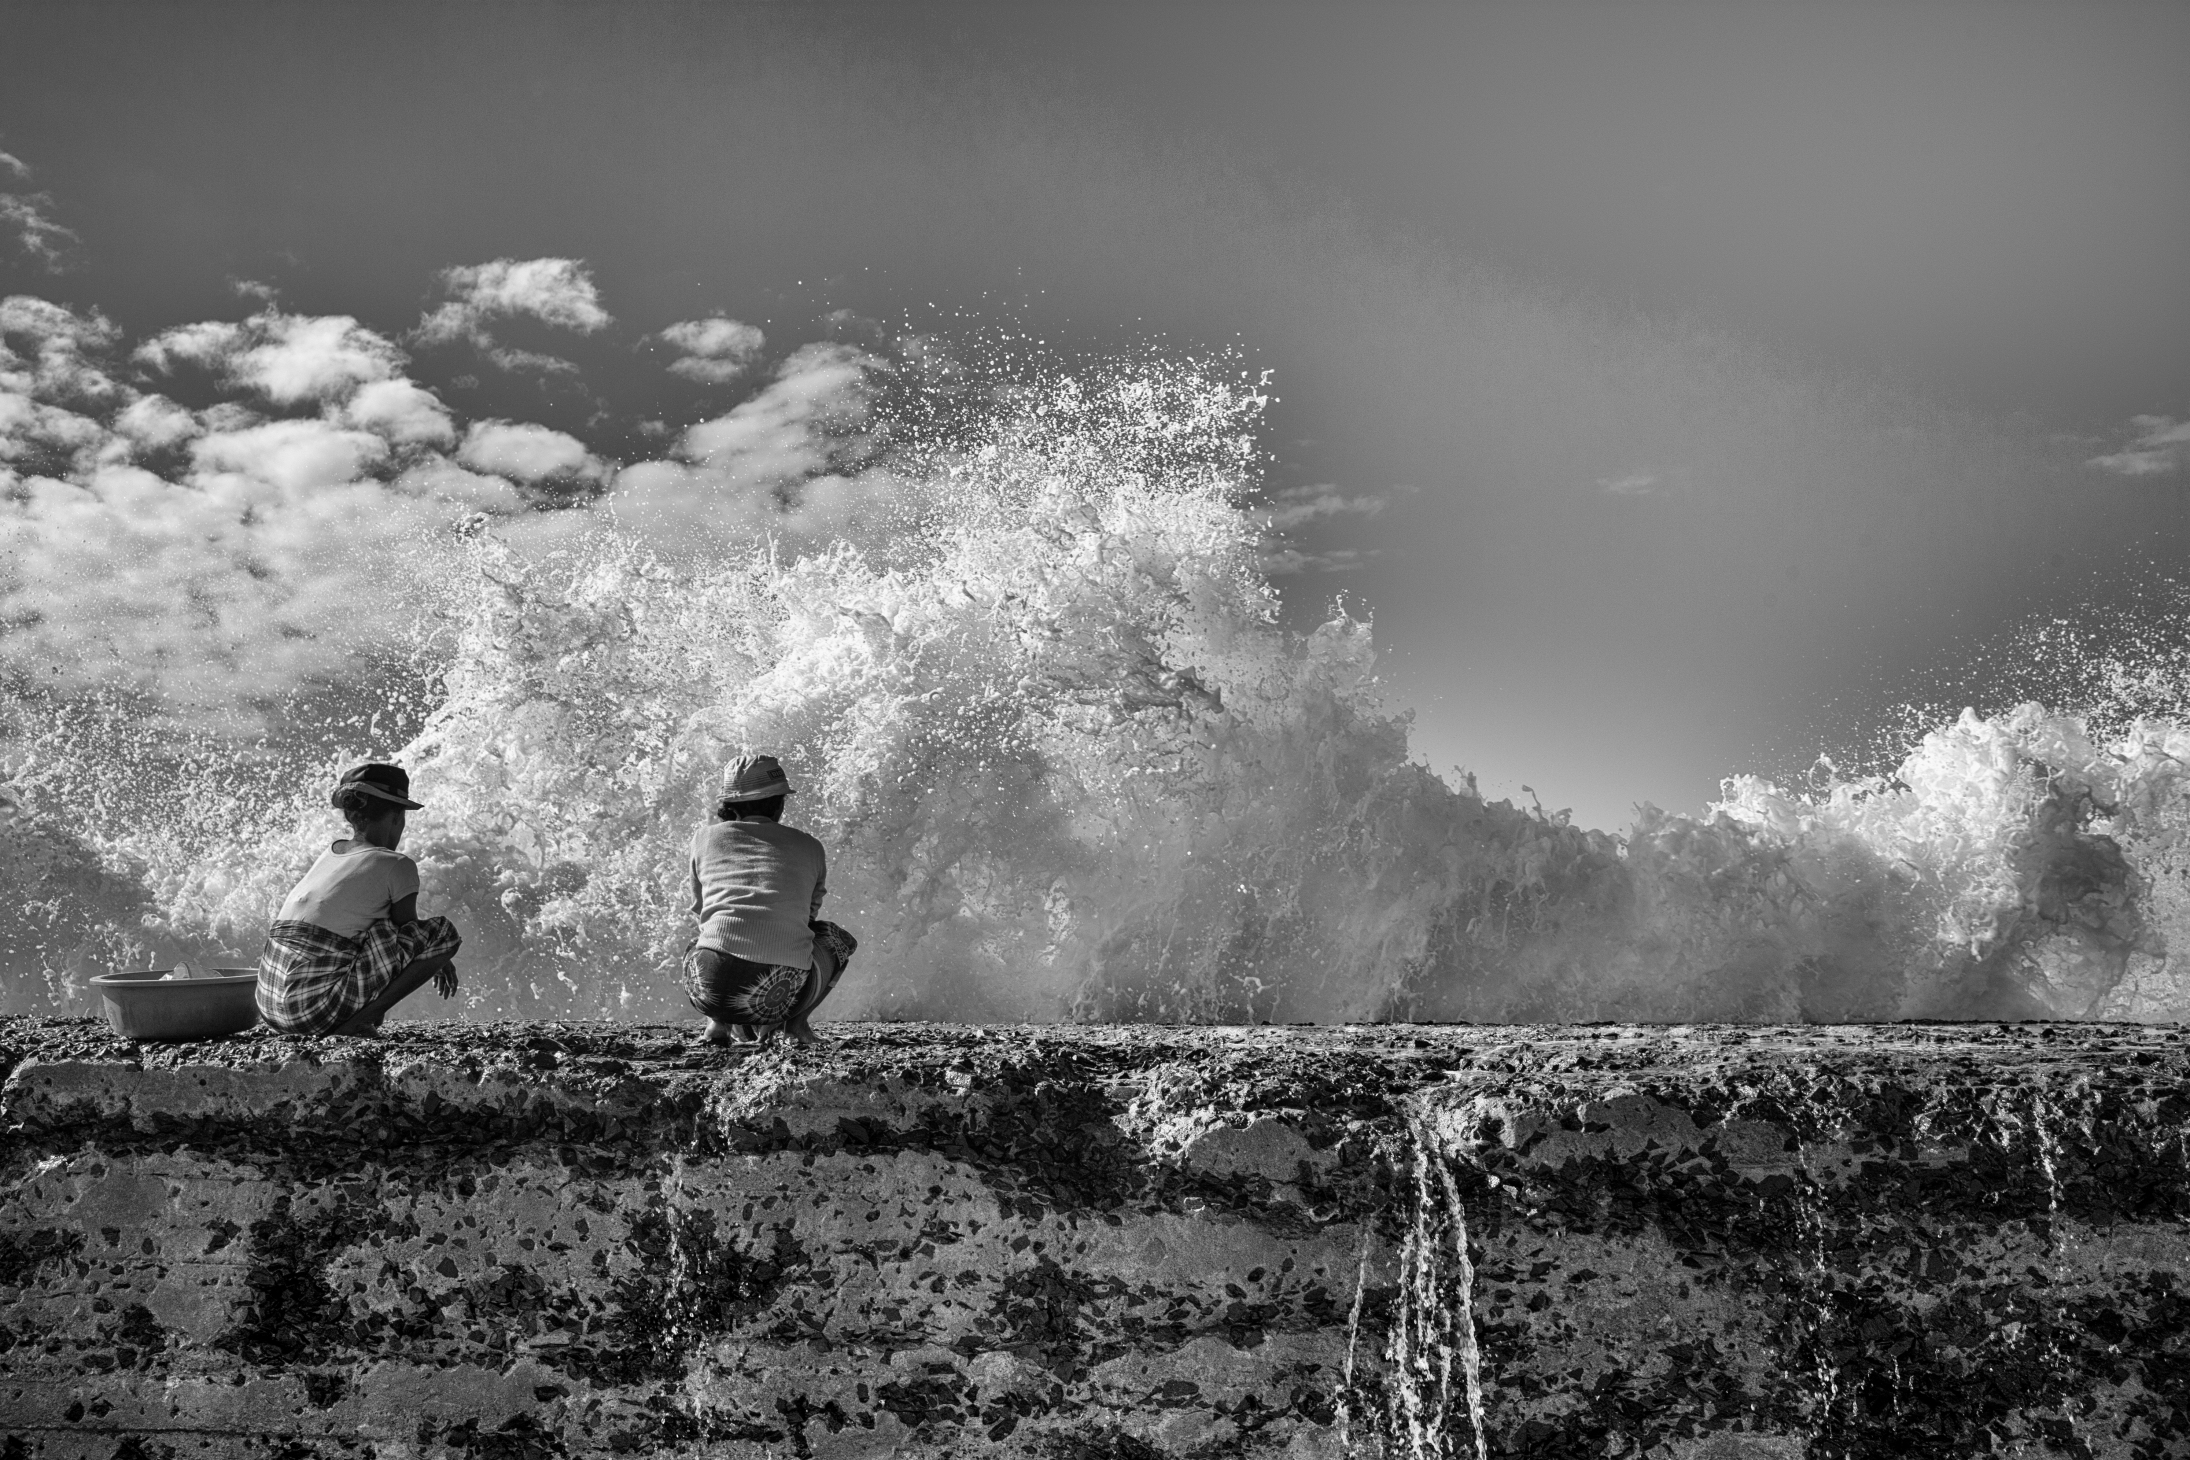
[4,345,2190,1024]
[1416,1032,2190,1457]
[1384,1113,1489,1460]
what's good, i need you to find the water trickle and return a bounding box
[661,1159,699,1365]
[1791,1154,1838,1439]
[2031,1087,2065,1225]
[1773,1081,1842,1447]
[1338,1222,1376,1457]
[2026,1083,2090,1451]
[1385,1111,1489,1460]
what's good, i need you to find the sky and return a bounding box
[4,1,2188,830]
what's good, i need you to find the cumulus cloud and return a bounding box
[138,310,405,406]
[679,343,871,471]
[388,455,527,515]
[131,320,239,373]
[661,316,765,384]
[609,343,882,545]
[415,258,611,373]
[457,419,607,486]
[0,460,468,717]
[191,419,389,495]
[1,296,124,400]
[340,378,456,449]
[0,392,107,478]
[608,343,880,542]
[0,295,503,719]
[111,394,201,453]
[2,286,885,723]
[2088,415,2190,478]
[0,151,76,270]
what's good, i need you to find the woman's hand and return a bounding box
[434,961,459,998]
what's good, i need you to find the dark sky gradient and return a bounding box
[6,2,2187,828]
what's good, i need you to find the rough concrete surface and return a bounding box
[0,1020,2182,1459]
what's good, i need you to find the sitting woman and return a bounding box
[685,753,856,1047]
[257,763,464,1037]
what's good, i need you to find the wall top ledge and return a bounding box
[1,1016,2180,1149]
[3,1015,2181,1076]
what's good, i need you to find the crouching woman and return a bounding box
[685,754,856,1046]
[257,763,464,1037]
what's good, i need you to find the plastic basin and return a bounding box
[90,968,261,1041]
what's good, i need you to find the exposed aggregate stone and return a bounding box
[0,1018,2181,1458]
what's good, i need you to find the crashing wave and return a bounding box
[5,339,2187,1022]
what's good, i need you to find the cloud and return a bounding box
[339,378,456,449]
[608,343,883,545]
[0,392,108,477]
[457,420,607,485]
[111,394,201,453]
[0,152,75,271]
[2,292,880,723]
[233,316,404,404]
[0,459,462,718]
[1249,483,1387,577]
[191,419,389,494]
[1597,471,1663,496]
[2087,415,2190,478]
[679,343,871,470]
[1260,546,1375,575]
[137,310,405,406]
[661,316,766,384]
[131,319,239,373]
[387,455,527,515]
[0,296,124,400]
[1257,483,1387,531]
[0,195,75,270]
[415,258,611,373]
[0,298,487,719]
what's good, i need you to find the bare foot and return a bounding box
[783,1016,824,1046]
[701,1020,764,1053]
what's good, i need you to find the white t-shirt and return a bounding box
[688,818,828,968]
[277,842,421,939]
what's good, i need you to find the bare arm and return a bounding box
[810,849,827,919]
[389,893,419,927]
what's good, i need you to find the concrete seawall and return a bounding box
[0,1020,2183,1458]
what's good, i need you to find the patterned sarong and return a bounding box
[257,916,463,1036]
[683,919,856,1025]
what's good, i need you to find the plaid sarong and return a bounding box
[683,919,856,1024]
[257,916,463,1036]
